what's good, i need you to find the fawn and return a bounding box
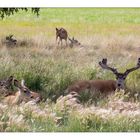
[56,28,68,46]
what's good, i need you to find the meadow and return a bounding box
[0,8,140,132]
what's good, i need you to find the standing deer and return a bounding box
[56,27,68,46]
[65,58,140,96]
[3,79,41,105]
[68,37,81,47]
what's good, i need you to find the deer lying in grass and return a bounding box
[5,35,17,47]
[68,37,81,47]
[65,58,140,96]
[56,27,68,46]
[0,76,14,96]
[3,79,41,105]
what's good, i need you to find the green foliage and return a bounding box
[0,8,40,19]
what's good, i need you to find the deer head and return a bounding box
[99,58,140,90]
[13,79,42,103]
[14,79,32,99]
[56,27,67,34]
[5,34,17,46]
[6,35,13,40]
[68,37,81,47]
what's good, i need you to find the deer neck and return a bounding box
[12,90,22,104]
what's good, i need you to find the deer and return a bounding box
[65,58,140,97]
[68,37,81,47]
[0,76,14,97]
[5,34,17,47]
[3,79,41,105]
[56,27,68,46]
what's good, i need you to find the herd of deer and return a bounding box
[3,27,81,47]
[0,27,140,105]
[56,28,81,47]
[0,58,140,105]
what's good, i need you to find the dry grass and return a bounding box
[0,8,140,131]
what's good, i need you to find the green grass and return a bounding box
[3,8,140,24]
[1,8,140,37]
[0,8,140,132]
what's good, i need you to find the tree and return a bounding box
[0,8,40,19]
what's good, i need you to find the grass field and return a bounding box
[0,8,140,132]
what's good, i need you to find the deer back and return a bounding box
[56,28,68,39]
[66,80,117,95]
[3,91,22,105]
[66,80,91,94]
[89,80,116,93]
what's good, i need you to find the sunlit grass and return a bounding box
[0,8,140,37]
[0,8,140,132]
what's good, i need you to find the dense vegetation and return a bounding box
[0,8,140,132]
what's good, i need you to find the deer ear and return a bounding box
[7,76,14,82]
[56,28,58,31]
[14,79,20,88]
[21,80,25,87]
[9,35,13,38]
[137,58,140,66]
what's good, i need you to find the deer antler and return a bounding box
[124,58,140,76]
[9,35,13,38]
[99,58,118,75]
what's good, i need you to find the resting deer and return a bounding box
[3,79,41,105]
[5,35,17,47]
[56,27,68,46]
[65,58,140,96]
[68,37,81,47]
[0,76,14,96]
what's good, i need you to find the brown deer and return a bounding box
[65,58,140,96]
[5,35,17,47]
[68,37,81,47]
[56,27,68,46]
[0,76,14,96]
[3,79,41,105]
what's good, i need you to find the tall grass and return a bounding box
[0,8,140,131]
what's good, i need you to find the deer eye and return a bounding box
[30,96,34,98]
[23,89,27,93]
